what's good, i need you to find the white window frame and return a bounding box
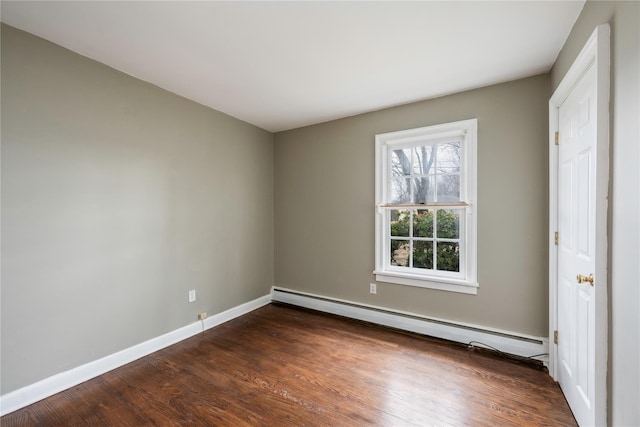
[374,119,478,295]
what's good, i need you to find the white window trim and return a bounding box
[374,119,478,295]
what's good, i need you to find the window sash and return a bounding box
[384,208,466,279]
[385,138,465,205]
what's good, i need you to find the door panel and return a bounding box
[577,151,591,257]
[576,287,590,405]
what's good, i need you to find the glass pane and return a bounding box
[413,240,434,269]
[390,210,410,237]
[413,209,434,238]
[436,141,461,173]
[391,178,411,203]
[437,242,460,272]
[391,239,410,267]
[391,148,412,176]
[436,209,460,239]
[412,176,435,204]
[436,174,460,202]
[412,145,434,175]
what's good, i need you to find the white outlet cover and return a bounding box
[188,290,196,302]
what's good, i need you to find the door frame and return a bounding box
[549,24,610,425]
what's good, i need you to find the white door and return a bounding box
[551,23,609,427]
[557,62,597,426]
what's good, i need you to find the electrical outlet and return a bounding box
[188,290,196,302]
[198,312,207,321]
[370,283,377,294]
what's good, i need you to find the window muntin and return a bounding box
[374,119,477,294]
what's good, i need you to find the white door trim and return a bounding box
[549,23,610,425]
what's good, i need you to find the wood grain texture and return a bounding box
[1,303,576,426]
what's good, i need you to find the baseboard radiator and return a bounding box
[271,287,548,364]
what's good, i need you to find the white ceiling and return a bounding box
[1,1,584,132]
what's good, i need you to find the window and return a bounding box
[374,119,478,294]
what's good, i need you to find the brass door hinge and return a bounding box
[554,232,559,245]
[554,330,558,344]
[555,131,559,145]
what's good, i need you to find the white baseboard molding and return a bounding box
[202,294,271,331]
[0,294,271,416]
[272,287,548,363]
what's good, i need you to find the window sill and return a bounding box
[373,271,478,295]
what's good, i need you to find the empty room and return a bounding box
[1,1,638,426]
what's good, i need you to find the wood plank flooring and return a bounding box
[2,303,577,426]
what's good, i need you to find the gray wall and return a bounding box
[551,1,640,425]
[1,24,274,394]
[274,74,550,337]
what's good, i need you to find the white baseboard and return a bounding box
[272,287,548,363]
[202,294,271,331]
[0,294,271,416]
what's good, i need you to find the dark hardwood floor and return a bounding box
[2,303,576,426]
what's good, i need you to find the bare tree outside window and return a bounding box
[390,140,460,204]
